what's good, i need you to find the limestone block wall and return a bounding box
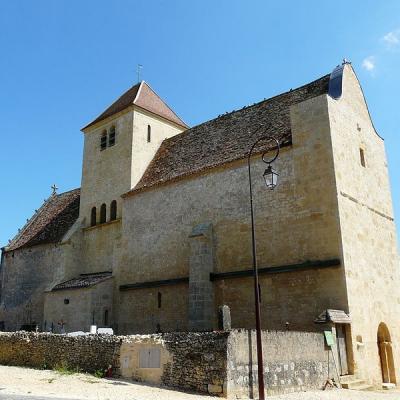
[80,110,134,226]
[0,244,64,331]
[214,266,346,332]
[117,92,348,333]
[131,108,185,187]
[117,283,188,334]
[80,219,121,274]
[43,279,113,333]
[328,64,400,384]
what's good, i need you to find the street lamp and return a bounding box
[247,135,280,400]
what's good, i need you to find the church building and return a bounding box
[1,61,399,387]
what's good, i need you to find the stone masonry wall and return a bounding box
[227,329,334,398]
[161,331,228,394]
[0,329,332,398]
[0,332,121,372]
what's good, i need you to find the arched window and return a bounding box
[109,126,116,147]
[110,200,117,221]
[100,130,107,150]
[90,207,97,226]
[147,125,151,143]
[100,203,106,224]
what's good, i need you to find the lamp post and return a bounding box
[247,136,280,400]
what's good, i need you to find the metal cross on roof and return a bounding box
[51,184,58,195]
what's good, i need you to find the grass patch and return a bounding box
[93,369,105,378]
[54,362,81,375]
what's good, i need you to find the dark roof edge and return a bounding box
[3,188,80,253]
[81,82,141,131]
[122,140,292,198]
[51,273,112,292]
[133,104,189,129]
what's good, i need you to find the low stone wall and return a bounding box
[0,329,333,398]
[0,331,121,373]
[227,329,334,398]
[162,332,228,394]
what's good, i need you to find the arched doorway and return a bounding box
[377,322,396,384]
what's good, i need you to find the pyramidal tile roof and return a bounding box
[82,81,188,130]
[4,189,80,252]
[123,72,330,196]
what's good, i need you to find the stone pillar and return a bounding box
[188,223,214,331]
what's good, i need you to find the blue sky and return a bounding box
[0,0,399,247]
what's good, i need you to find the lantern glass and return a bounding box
[263,165,279,190]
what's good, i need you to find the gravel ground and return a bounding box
[0,365,399,400]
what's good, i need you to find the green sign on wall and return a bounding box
[324,331,334,347]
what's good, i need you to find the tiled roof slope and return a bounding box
[51,271,112,291]
[5,189,80,252]
[83,81,188,130]
[125,73,330,196]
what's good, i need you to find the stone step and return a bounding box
[341,379,368,389]
[350,383,374,391]
[382,382,396,390]
[339,374,357,384]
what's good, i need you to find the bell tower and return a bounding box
[79,81,188,227]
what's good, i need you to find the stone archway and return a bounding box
[377,322,396,384]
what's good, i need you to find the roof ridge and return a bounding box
[133,81,144,103]
[56,187,81,196]
[138,81,189,128]
[161,73,330,146]
[4,188,81,251]
[6,197,51,249]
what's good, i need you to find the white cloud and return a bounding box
[362,56,375,72]
[383,30,400,47]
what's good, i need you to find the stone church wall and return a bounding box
[327,64,400,384]
[0,243,64,331]
[116,90,348,334]
[43,278,113,333]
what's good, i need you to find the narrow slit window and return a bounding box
[100,131,107,150]
[109,126,116,147]
[90,207,97,227]
[110,200,117,221]
[360,148,366,167]
[104,309,109,326]
[100,203,106,224]
[147,125,151,143]
[157,292,162,308]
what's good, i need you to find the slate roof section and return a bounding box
[5,189,80,252]
[124,73,330,197]
[82,81,188,130]
[314,309,351,324]
[51,271,112,291]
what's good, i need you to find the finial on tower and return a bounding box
[137,64,143,83]
[342,58,351,65]
[51,184,58,195]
